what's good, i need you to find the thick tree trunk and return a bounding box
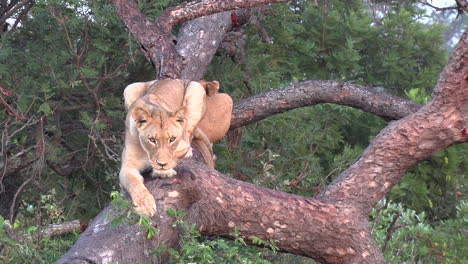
[176,11,233,80]
[57,160,385,264]
[57,1,468,263]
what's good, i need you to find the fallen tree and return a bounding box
[56,1,468,263]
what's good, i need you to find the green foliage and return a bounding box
[0,192,79,264]
[215,104,383,197]
[371,199,467,263]
[391,145,467,221]
[108,191,159,239]
[220,0,447,96]
[405,87,431,104]
[166,208,275,264]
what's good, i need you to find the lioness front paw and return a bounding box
[132,189,156,217]
[154,168,177,178]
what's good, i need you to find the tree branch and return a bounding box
[111,0,288,78]
[176,11,233,80]
[230,81,422,129]
[158,0,288,29]
[317,30,468,212]
[416,0,458,11]
[0,0,31,25]
[38,220,81,238]
[56,161,385,264]
[110,0,182,78]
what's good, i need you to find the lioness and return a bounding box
[120,79,232,216]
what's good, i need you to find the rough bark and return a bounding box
[57,161,384,264]
[176,11,233,80]
[110,0,182,78]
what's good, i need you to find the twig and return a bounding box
[39,220,81,238]
[381,211,400,252]
[416,0,458,11]
[0,94,24,121]
[3,220,81,243]
[9,176,34,223]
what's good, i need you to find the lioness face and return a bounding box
[132,107,188,173]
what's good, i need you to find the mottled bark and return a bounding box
[230,80,422,129]
[176,11,233,80]
[57,161,385,264]
[39,220,81,238]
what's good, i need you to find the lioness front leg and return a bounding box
[120,168,157,216]
[119,145,157,216]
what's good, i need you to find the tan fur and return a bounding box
[197,80,220,96]
[192,127,215,168]
[119,79,232,216]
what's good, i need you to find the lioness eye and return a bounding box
[149,137,156,143]
[169,137,176,143]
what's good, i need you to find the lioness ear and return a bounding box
[131,107,152,128]
[172,107,186,123]
[198,80,220,96]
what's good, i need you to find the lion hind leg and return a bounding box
[198,93,233,143]
[197,80,220,96]
[192,128,215,168]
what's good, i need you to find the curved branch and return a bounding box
[230,81,422,129]
[416,0,459,11]
[159,0,288,28]
[0,0,32,24]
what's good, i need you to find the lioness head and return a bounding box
[131,106,189,172]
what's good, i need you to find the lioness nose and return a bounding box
[157,161,168,167]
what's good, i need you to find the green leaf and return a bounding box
[38,102,53,115]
